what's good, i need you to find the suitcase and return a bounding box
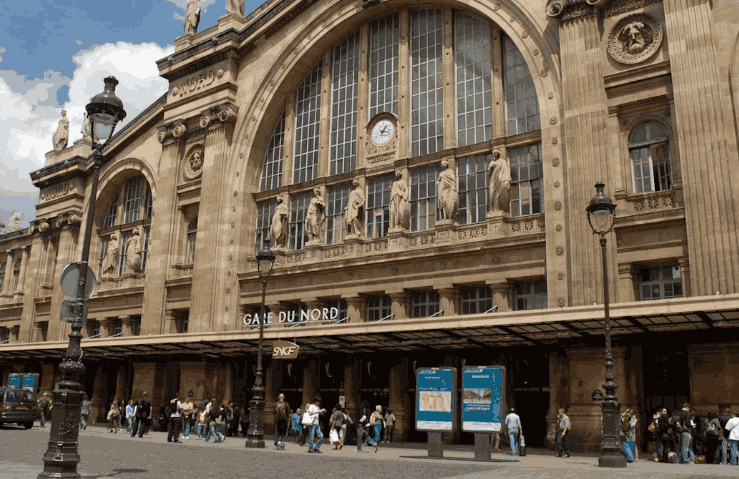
[519,434,526,457]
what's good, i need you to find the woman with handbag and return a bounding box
[107,397,121,433]
[367,405,385,453]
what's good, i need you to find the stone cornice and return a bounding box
[546,0,605,20]
[604,0,662,17]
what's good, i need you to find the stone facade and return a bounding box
[1,0,739,450]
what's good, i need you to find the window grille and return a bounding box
[366,295,392,321]
[409,165,439,231]
[638,264,683,300]
[293,62,323,184]
[255,200,277,249]
[514,279,548,310]
[369,14,400,118]
[508,143,543,217]
[456,154,490,224]
[123,176,146,224]
[460,285,492,314]
[261,110,285,191]
[326,183,352,245]
[103,193,119,229]
[411,291,440,318]
[365,174,393,239]
[289,191,312,251]
[186,218,197,265]
[330,32,360,176]
[455,11,492,147]
[504,35,540,135]
[13,260,20,291]
[629,122,672,194]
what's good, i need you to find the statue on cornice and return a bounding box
[270,196,288,248]
[52,110,69,152]
[225,0,244,15]
[305,188,326,243]
[184,0,202,36]
[437,159,458,221]
[344,179,365,237]
[8,212,21,231]
[126,227,142,273]
[102,232,119,277]
[488,149,511,213]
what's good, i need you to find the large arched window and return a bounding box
[256,8,543,248]
[186,217,198,265]
[629,122,671,194]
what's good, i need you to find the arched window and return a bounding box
[186,217,197,265]
[629,122,671,194]
[12,260,21,291]
[260,111,285,191]
[103,193,119,229]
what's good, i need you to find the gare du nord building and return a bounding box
[2,0,739,450]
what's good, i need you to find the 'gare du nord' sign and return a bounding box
[243,307,341,327]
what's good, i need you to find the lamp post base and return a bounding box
[598,399,627,468]
[598,452,628,468]
[244,397,266,449]
[37,381,84,478]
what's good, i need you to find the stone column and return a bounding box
[549,3,616,307]
[356,23,369,170]
[442,7,455,149]
[47,225,76,342]
[190,103,238,333]
[488,282,514,312]
[388,358,410,442]
[388,292,409,320]
[13,246,29,300]
[99,318,113,338]
[663,0,739,295]
[165,310,177,334]
[90,363,106,423]
[302,360,318,407]
[2,251,13,298]
[345,296,364,324]
[677,257,691,298]
[438,287,459,317]
[11,325,20,343]
[617,264,636,303]
[122,316,135,337]
[317,53,331,179]
[343,358,360,424]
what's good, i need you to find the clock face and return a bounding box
[371,119,395,145]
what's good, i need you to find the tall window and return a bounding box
[12,260,20,291]
[293,62,323,184]
[324,299,348,320]
[141,226,150,273]
[103,193,119,229]
[508,143,543,217]
[629,122,672,194]
[0,328,8,344]
[514,279,547,310]
[144,185,152,219]
[123,176,147,224]
[261,110,285,191]
[455,11,492,147]
[88,320,101,338]
[457,154,489,225]
[366,174,393,239]
[504,35,540,135]
[36,321,48,342]
[411,291,440,317]
[117,231,132,277]
[326,183,351,245]
[410,8,444,157]
[97,236,109,279]
[366,295,392,321]
[460,285,492,314]
[330,33,360,176]
[131,316,141,336]
[410,165,439,231]
[186,218,197,265]
[177,310,189,334]
[638,264,683,300]
[112,319,123,337]
[289,191,312,250]
[369,14,400,118]
[255,200,276,249]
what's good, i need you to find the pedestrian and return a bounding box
[704,410,722,464]
[719,405,732,464]
[38,392,52,427]
[307,395,326,453]
[79,394,91,430]
[505,408,523,456]
[329,404,351,450]
[196,406,207,439]
[125,399,135,434]
[131,391,150,438]
[218,402,229,439]
[206,398,225,443]
[620,408,637,462]
[678,403,692,464]
[383,408,395,443]
[366,405,385,453]
[654,407,670,463]
[167,393,182,443]
[555,408,571,458]
[668,408,682,462]
[107,397,121,433]
[229,402,240,437]
[725,410,739,465]
[181,392,195,440]
[239,403,250,437]
[274,393,291,445]
[690,407,701,461]
[292,407,303,444]
[356,402,371,452]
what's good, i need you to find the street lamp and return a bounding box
[586,181,626,468]
[245,238,276,449]
[39,77,126,479]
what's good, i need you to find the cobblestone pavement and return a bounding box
[0,423,737,479]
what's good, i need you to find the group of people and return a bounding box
[648,403,739,465]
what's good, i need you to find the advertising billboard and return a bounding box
[415,367,456,432]
[461,366,505,433]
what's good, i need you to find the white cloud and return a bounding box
[0,47,5,62]
[76,40,83,45]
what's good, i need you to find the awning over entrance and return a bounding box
[2,295,738,361]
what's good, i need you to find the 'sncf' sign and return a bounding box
[272,340,300,359]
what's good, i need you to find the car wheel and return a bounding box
[23,422,33,429]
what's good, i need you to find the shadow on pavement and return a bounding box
[399,455,519,463]
[82,469,148,478]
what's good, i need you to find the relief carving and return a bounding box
[607,14,663,65]
[171,69,216,99]
[183,146,204,181]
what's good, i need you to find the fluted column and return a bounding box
[663,0,739,295]
[3,251,13,297]
[345,296,364,323]
[389,292,410,320]
[438,287,459,317]
[488,282,514,312]
[617,264,636,303]
[14,245,29,299]
[20,234,43,343]
[48,226,76,342]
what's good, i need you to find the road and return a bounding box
[0,423,737,479]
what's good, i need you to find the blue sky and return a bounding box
[0,0,266,229]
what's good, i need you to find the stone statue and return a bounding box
[184,0,202,36]
[102,232,119,277]
[344,179,365,237]
[389,169,409,230]
[81,113,92,142]
[270,196,288,248]
[8,212,21,231]
[305,188,326,243]
[437,159,458,221]
[488,149,511,213]
[225,0,243,15]
[126,227,142,273]
[52,110,69,152]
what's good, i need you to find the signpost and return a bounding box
[462,366,506,461]
[59,262,96,300]
[415,367,456,458]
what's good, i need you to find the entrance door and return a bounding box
[643,347,690,418]
[511,390,550,447]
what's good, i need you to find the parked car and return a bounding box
[0,387,39,429]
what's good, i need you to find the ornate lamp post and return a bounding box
[586,181,626,468]
[245,238,276,449]
[39,77,126,479]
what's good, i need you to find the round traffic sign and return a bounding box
[59,263,96,300]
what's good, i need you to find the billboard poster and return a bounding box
[7,373,21,388]
[461,366,505,433]
[21,373,39,394]
[415,367,455,432]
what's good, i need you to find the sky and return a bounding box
[0,0,266,229]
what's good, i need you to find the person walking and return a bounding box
[719,405,732,464]
[239,403,249,437]
[196,406,207,440]
[329,405,351,450]
[654,407,671,463]
[678,403,693,464]
[725,410,739,465]
[292,407,303,444]
[229,402,240,437]
[79,394,91,430]
[167,394,182,443]
[181,393,194,440]
[131,391,150,438]
[620,408,637,462]
[274,393,291,445]
[307,396,326,453]
[38,392,52,427]
[366,405,385,453]
[107,398,121,433]
[555,408,571,458]
[383,409,395,443]
[704,411,722,464]
[217,402,229,439]
[505,408,522,456]
[125,399,135,434]
[300,404,312,446]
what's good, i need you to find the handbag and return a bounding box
[519,434,526,456]
[329,428,339,444]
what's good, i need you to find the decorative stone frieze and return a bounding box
[607,14,663,65]
[604,0,662,18]
[39,179,80,204]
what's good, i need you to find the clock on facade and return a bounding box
[371,119,395,145]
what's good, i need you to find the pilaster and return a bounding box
[438,287,459,317]
[343,358,360,423]
[345,296,365,323]
[14,245,29,301]
[442,7,455,149]
[388,358,410,442]
[47,226,76,342]
[663,0,739,295]
[677,257,691,297]
[318,52,332,179]
[617,263,636,303]
[131,362,157,402]
[356,23,369,170]
[2,251,13,298]
[302,359,319,407]
[388,292,410,320]
[487,282,514,312]
[20,235,43,343]
[398,9,410,159]
[122,316,135,337]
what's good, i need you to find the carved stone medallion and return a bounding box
[607,14,663,65]
[183,146,204,181]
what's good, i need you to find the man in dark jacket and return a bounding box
[655,407,671,463]
[678,403,693,464]
[132,391,151,438]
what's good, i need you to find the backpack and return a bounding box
[706,420,719,437]
[276,402,287,421]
